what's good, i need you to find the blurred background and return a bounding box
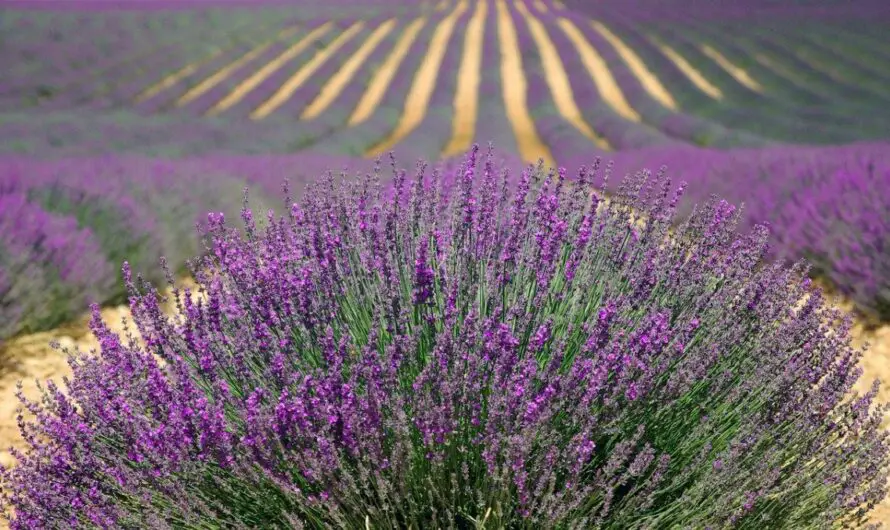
[0,0,888,523]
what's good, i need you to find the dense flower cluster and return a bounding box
[2,146,888,529]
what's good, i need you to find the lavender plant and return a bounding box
[2,146,888,529]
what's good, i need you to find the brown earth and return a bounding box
[0,286,888,527]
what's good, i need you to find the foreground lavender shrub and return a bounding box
[2,146,888,529]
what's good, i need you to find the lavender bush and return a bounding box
[743,153,890,320]
[2,146,888,529]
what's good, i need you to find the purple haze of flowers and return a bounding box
[0,154,283,341]
[0,188,113,338]
[1,146,888,528]
[771,157,890,318]
[591,141,890,319]
[318,9,452,157]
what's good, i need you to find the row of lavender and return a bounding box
[587,12,890,145]
[0,158,260,342]
[0,8,858,160]
[561,0,890,22]
[2,145,887,528]
[562,0,890,144]
[0,153,388,344]
[0,3,424,111]
[0,9,283,108]
[281,0,888,149]
[0,111,360,157]
[238,1,890,147]
[571,141,890,321]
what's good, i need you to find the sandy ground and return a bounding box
[0,284,887,527]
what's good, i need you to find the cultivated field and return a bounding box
[3,0,889,158]
[1,0,889,527]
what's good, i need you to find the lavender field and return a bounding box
[1,0,890,528]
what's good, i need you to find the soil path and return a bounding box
[0,289,888,527]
